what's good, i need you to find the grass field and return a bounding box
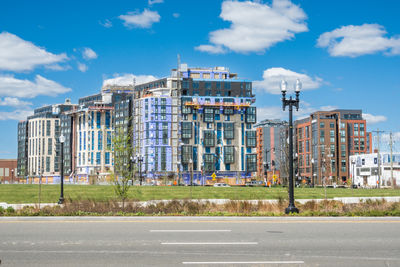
[1,184,400,204]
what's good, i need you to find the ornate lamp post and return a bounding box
[281,79,301,214]
[135,154,144,185]
[58,134,65,204]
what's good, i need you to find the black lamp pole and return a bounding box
[281,79,301,214]
[138,156,143,186]
[58,135,65,204]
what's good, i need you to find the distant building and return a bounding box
[0,159,17,184]
[254,119,288,184]
[295,109,372,186]
[16,64,257,185]
[21,100,76,183]
[350,153,400,187]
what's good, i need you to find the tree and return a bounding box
[112,125,135,209]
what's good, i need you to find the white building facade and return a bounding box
[349,153,400,187]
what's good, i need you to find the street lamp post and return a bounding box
[11,168,14,184]
[136,155,144,185]
[281,79,301,214]
[58,134,65,204]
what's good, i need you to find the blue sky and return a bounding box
[1,0,400,158]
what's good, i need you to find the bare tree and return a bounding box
[112,126,135,209]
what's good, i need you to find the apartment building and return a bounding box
[295,109,372,186]
[177,65,257,184]
[19,100,76,183]
[254,119,288,184]
[17,64,257,185]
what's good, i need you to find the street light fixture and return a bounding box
[281,79,301,214]
[58,134,65,204]
[135,155,144,185]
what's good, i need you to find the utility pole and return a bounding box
[373,129,384,188]
[390,132,394,188]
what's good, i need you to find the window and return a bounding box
[223,122,234,139]
[320,122,325,128]
[306,126,310,138]
[96,152,101,165]
[203,130,215,147]
[182,80,189,89]
[181,98,192,114]
[354,123,359,136]
[246,154,257,172]
[224,146,235,163]
[340,122,345,129]
[224,82,231,90]
[224,107,234,115]
[245,107,256,123]
[105,112,111,129]
[105,152,110,165]
[341,144,346,157]
[306,140,310,152]
[246,131,256,147]
[98,131,103,150]
[96,112,101,129]
[205,82,211,89]
[298,141,304,153]
[107,131,112,149]
[162,122,168,145]
[341,159,346,172]
[298,128,303,139]
[46,120,51,136]
[48,138,52,155]
[181,145,192,163]
[204,108,214,123]
[182,122,192,139]
[46,157,50,172]
[204,154,215,171]
[192,81,199,89]
[360,137,365,150]
[330,122,335,128]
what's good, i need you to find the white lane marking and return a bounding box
[183,261,304,265]
[161,242,258,245]
[150,230,231,232]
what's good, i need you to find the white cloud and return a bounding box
[103,73,158,87]
[100,19,112,28]
[0,75,71,98]
[363,113,387,124]
[253,67,323,94]
[119,9,161,28]
[0,97,32,107]
[82,47,98,60]
[195,44,227,54]
[0,32,68,71]
[257,103,340,122]
[196,0,307,54]
[173,13,180,18]
[317,24,400,57]
[256,106,286,121]
[148,0,163,5]
[0,109,33,121]
[77,62,88,72]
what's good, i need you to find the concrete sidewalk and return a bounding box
[2,196,400,210]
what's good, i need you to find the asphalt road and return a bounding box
[0,217,400,267]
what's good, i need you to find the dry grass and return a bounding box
[2,198,400,216]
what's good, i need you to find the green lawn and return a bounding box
[1,184,400,204]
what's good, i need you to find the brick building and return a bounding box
[295,109,372,186]
[0,159,17,184]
